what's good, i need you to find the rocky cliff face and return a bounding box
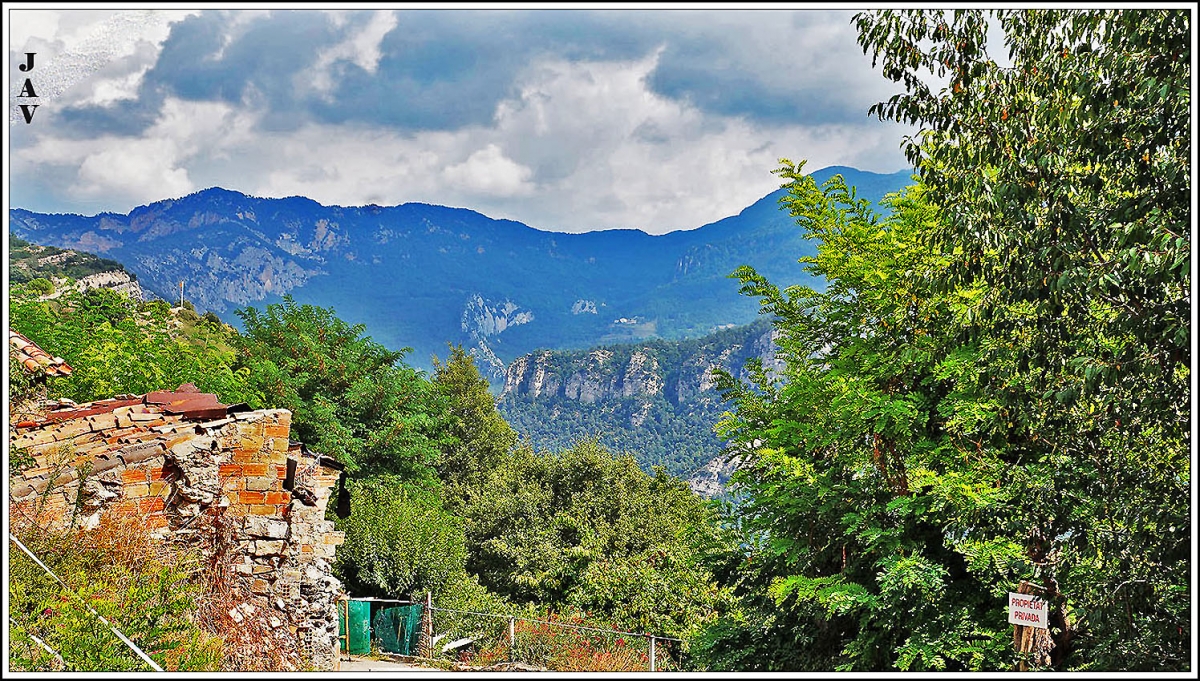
[497,320,783,489]
[686,454,742,497]
[75,270,146,300]
[501,321,782,406]
[461,294,536,381]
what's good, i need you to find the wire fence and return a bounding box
[8,532,164,672]
[426,604,685,671]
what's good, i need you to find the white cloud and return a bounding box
[10,10,914,232]
[15,96,256,205]
[9,9,199,122]
[76,137,193,201]
[442,144,535,198]
[307,10,398,98]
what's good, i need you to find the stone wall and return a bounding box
[10,392,346,670]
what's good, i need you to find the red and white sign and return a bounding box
[1008,592,1048,629]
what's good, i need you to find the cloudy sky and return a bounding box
[7,6,917,234]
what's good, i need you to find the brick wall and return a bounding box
[10,399,346,671]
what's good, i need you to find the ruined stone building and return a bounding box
[8,350,347,670]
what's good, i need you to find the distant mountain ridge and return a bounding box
[9,166,913,375]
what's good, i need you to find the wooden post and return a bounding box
[1013,580,1053,670]
[338,597,349,659]
[649,635,656,672]
[417,591,433,658]
[509,617,516,662]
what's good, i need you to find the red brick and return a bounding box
[149,466,171,480]
[121,469,149,484]
[250,505,278,516]
[264,424,290,438]
[264,491,290,505]
[239,491,265,504]
[241,463,269,476]
[219,464,243,477]
[139,497,165,513]
[232,449,257,463]
[276,465,288,479]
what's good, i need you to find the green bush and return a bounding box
[26,278,55,295]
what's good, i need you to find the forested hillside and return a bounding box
[499,319,780,482]
[9,236,132,285]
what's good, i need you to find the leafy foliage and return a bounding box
[332,479,487,603]
[697,174,1017,671]
[698,8,1189,668]
[8,515,223,671]
[8,284,254,405]
[432,345,518,506]
[457,439,730,640]
[853,8,1190,670]
[234,295,450,479]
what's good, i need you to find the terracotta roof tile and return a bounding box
[9,329,73,377]
[9,385,302,500]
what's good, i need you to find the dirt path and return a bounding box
[336,655,446,672]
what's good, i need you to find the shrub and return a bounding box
[26,278,55,295]
[7,512,224,671]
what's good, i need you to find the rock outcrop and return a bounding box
[75,269,145,300]
[501,322,782,407]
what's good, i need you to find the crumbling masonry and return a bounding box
[9,384,346,670]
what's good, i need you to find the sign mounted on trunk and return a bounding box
[1008,592,1049,629]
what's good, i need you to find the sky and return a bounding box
[7,6,919,234]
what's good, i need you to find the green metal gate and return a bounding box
[338,600,372,655]
[372,604,423,655]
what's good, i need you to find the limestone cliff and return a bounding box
[75,269,146,300]
[501,320,781,407]
[497,320,782,490]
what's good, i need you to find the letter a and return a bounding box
[18,78,38,98]
[19,104,38,124]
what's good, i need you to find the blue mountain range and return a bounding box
[9,165,913,377]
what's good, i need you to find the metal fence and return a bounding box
[426,603,685,671]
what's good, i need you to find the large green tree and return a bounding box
[432,345,518,509]
[234,296,450,479]
[698,8,1189,672]
[854,8,1189,669]
[458,439,729,640]
[697,173,1017,671]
